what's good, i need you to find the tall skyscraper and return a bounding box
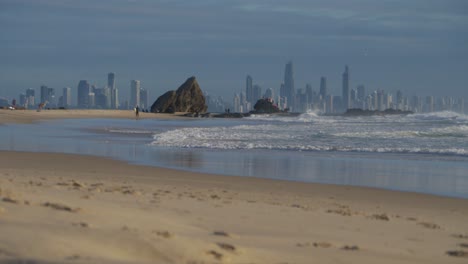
[253,85,262,102]
[40,85,48,104]
[319,77,327,99]
[284,61,295,110]
[26,88,35,107]
[62,87,72,108]
[107,72,115,90]
[108,72,119,109]
[357,85,365,102]
[342,65,350,110]
[130,80,140,108]
[77,80,90,108]
[140,88,148,110]
[246,75,253,103]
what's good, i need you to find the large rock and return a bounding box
[253,98,281,113]
[150,76,207,113]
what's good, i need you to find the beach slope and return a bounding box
[0,151,467,263]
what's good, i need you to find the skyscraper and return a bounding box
[140,88,148,110]
[26,88,35,107]
[253,85,262,102]
[40,85,48,104]
[246,75,253,103]
[130,80,140,108]
[319,77,327,99]
[108,72,119,109]
[107,72,115,90]
[77,80,90,108]
[357,85,365,102]
[284,61,295,110]
[62,87,72,108]
[342,65,350,111]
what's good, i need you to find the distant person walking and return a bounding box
[134,106,140,119]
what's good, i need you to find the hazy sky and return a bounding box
[1,0,467,102]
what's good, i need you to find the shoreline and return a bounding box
[1,150,467,263]
[0,109,189,125]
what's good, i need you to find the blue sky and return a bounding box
[1,0,467,102]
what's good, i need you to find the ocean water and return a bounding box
[1,111,468,198]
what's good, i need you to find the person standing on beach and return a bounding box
[135,106,140,119]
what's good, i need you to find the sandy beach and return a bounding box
[0,109,187,124]
[1,110,468,263]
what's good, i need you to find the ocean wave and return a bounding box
[335,125,468,139]
[406,111,468,123]
[247,110,337,123]
[150,126,468,157]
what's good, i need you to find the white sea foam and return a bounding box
[150,110,468,157]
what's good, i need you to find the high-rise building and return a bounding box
[26,88,35,107]
[284,61,295,111]
[140,88,148,110]
[40,85,49,104]
[253,85,262,103]
[108,72,119,109]
[246,75,253,103]
[305,84,313,104]
[62,87,72,108]
[233,93,240,113]
[264,88,274,100]
[357,85,365,102]
[130,80,140,108]
[77,80,90,108]
[88,93,95,108]
[319,77,327,99]
[342,65,350,111]
[107,72,115,90]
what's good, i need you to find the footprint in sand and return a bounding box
[341,245,360,251]
[213,231,231,237]
[417,222,441,230]
[72,222,89,228]
[217,242,236,252]
[42,202,81,213]
[2,197,19,204]
[446,250,468,258]
[153,230,173,239]
[452,234,468,240]
[369,213,390,221]
[313,242,332,248]
[206,250,223,260]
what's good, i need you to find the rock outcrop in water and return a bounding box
[253,98,281,113]
[150,76,207,113]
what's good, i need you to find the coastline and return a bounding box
[1,109,468,263]
[0,109,188,125]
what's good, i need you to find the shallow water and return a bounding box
[1,112,467,198]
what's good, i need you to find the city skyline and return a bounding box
[1,1,467,101]
[2,62,467,114]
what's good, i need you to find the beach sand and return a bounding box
[0,109,187,124]
[1,109,468,263]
